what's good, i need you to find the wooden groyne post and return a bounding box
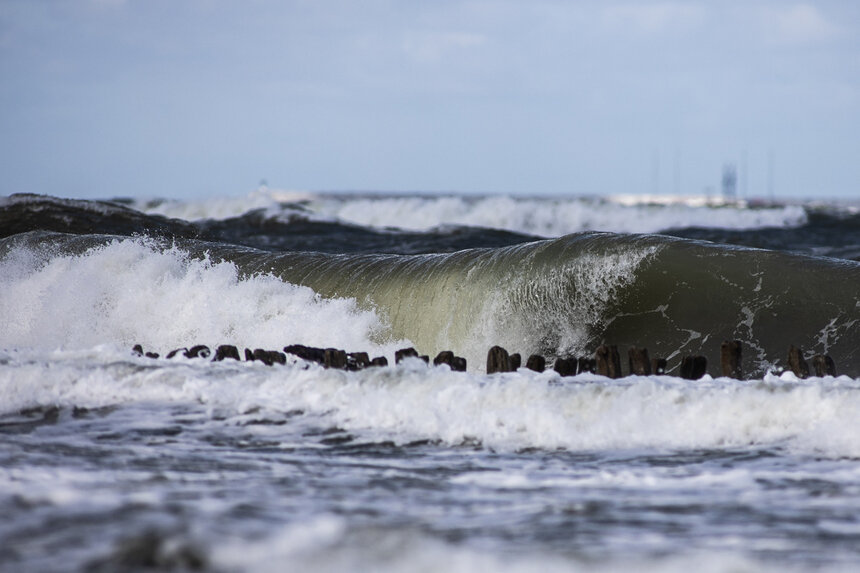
[434,350,467,372]
[720,340,742,379]
[595,345,622,379]
[487,345,516,373]
[680,355,707,380]
[812,354,836,377]
[787,345,809,378]
[526,354,546,372]
[628,347,651,376]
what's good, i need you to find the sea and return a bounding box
[1,189,859,573]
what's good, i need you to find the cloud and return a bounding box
[602,2,706,34]
[763,4,841,45]
[402,31,487,64]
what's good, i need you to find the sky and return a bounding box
[1,0,859,200]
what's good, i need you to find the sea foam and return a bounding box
[2,349,859,459]
[309,194,808,236]
[0,238,405,355]
[136,189,809,236]
[211,514,802,573]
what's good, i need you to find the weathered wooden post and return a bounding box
[284,344,326,365]
[509,353,522,370]
[787,345,809,378]
[347,352,370,370]
[254,348,286,366]
[595,345,622,378]
[680,355,707,380]
[395,347,419,364]
[553,357,576,376]
[526,354,546,372]
[720,340,743,379]
[651,357,667,375]
[270,350,287,365]
[324,348,347,369]
[812,354,836,377]
[249,348,266,364]
[214,344,241,361]
[628,347,651,376]
[578,357,596,374]
[132,344,159,358]
[186,345,211,359]
[370,356,389,367]
[487,345,512,373]
[434,351,455,367]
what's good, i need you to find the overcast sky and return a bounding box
[1,0,858,200]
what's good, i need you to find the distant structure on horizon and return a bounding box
[721,164,737,199]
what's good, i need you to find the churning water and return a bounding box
[1,191,859,572]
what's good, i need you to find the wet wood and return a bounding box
[679,355,707,380]
[526,354,546,372]
[720,340,743,379]
[595,345,622,379]
[628,347,651,376]
[186,345,211,359]
[284,344,326,365]
[395,347,419,364]
[432,351,466,371]
[254,348,286,366]
[651,357,667,375]
[553,357,576,376]
[271,350,287,365]
[812,354,836,377]
[434,351,455,367]
[487,345,512,374]
[347,352,370,370]
[137,340,859,379]
[577,357,596,374]
[324,348,347,369]
[787,345,809,378]
[214,345,240,361]
[132,344,159,359]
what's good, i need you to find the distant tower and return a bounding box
[721,164,737,200]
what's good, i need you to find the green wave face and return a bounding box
[224,233,859,376]
[5,231,859,376]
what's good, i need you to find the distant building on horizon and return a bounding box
[721,164,737,199]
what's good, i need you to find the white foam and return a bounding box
[133,189,809,235]
[0,238,406,356]
[136,187,316,221]
[307,194,807,236]
[2,349,859,459]
[462,245,658,362]
[210,514,835,573]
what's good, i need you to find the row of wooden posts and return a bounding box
[132,341,837,379]
[486,342,837,380]
[132,343,467,372]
